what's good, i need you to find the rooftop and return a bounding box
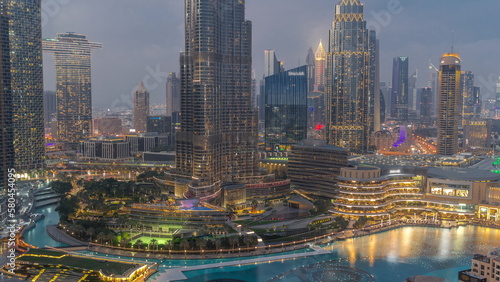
[428,167,500,182]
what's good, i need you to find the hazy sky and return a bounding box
[42,0,500,107]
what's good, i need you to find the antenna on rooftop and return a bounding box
[451,31,455,53]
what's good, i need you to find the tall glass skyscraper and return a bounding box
[43,32,102,144]
[7,0,44,170]
[326,0,376,153]
[0,1,13,194]
[391,56,409,122]
[176,0,258,195]
[314,41,326,92]
[166,72,180,117]
[437,53,461,156]
[264,65,308,151]
[133,81,149,133]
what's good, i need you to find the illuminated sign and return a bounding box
[288,71,305,76]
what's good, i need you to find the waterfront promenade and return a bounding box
[151,245,330,281]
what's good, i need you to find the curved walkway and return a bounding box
[46,225,88,247]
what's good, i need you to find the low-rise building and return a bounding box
[459,249,500,282]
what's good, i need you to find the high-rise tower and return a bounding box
[166,72,180,117]
[176,0,257,195]
[326,0,376,153]
[437,53,461,156]
[133,81,149,133]
[43,32,102,144]
[0,1,13,195]
[7,0,44,170]
[391,56,409,122]
[314,40,326,92]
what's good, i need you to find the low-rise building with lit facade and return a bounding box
[333,166,425,217]
[332,165,500,218]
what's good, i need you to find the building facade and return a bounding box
[166,72,180,117]
[7,0,44,170]
[176,0,258,195]
[333,166,425,217]
[0,1,13,217]
[133,81,149,133]
[43,32,102,144]
[314,40,326,92]
[288,139,348,198]
[419,87,433,123]
[326,0,376,153]
[437,53,461,156]
[80,137,130,161]
[264,65,308,151]
[459,249,500,282]
[391,56,409,122]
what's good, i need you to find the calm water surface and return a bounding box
[23,206,500,282]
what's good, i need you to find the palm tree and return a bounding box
[150,239,158,250]
[180,239,190,251]
[96,232,106,245]
[134,239,143,249]
[196,238,207,252]
[229,236,239,250]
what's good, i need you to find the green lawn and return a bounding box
[132,236,171,245]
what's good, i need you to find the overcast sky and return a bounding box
[42,0,500,107]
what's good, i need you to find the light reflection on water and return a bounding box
[21,206,500,281]
[182,226,500,282]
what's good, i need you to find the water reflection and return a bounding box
[23,204,67,248]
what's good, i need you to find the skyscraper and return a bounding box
[264,65,308,151]
[7,0,44,170]
[461,71,475,125]
[314,40,326,92]
[437,53,461,156]
[264,49,281,78]
[419,87,433,123]
[166,72,180,117]
[326,0,376,153]
[391,56,409,121]
[0,1,13,195]
[43,32,102,144]
[176,0,258,195]
[305,47,315,93]
[133,81,149,133]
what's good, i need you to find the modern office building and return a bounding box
[326,0,376,153]
[391,56,409,121]
[288,139,348,198]
[166,72,180,117]
[127,133,170,154]
[176,0,258,196]
[314,40,326,92]
[133,81,149,133]
[264,49,282,78]
[437,53,461,156]
[147,115,171,135]
[43,90,56,125]
[7,0,44,170]
[43,32,102,144]
[461,71,476,126]
[305,47,315,93]
[0,1,13,203]
[463,119,491,150]
[419,87,433,123]
[80,137,131,161]
[264,65,308,151]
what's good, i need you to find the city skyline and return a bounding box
[41,0,500,107]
